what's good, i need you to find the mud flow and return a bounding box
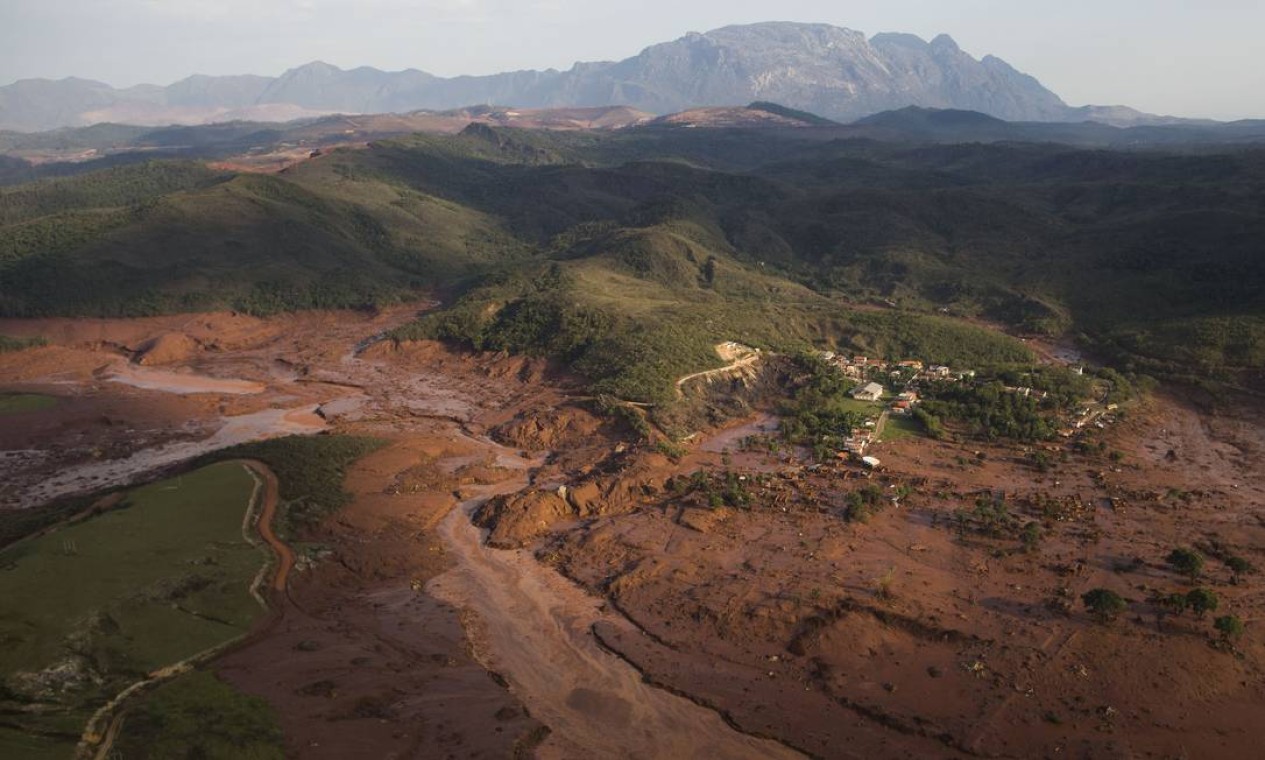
[3,306,1262,759]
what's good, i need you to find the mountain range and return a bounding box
[0,22,1181,132]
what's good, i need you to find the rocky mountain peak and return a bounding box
[929,33,962,53]
[0,21,1166,131]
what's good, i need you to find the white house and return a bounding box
[851,382,884,402]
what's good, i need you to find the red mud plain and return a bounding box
[1,305,1261,759]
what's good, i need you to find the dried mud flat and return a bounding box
[2,306,1262,759]
[543,395,1265,759]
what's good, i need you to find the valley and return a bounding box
[4,7,1264,759]
[0,302,1259,758]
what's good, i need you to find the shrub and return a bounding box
[842,485,885,524]
[1213,614,1245,643]
[1186,588,1219,619]
[654,440,687,461]
[1226,555,1255,584]
[1166,548,1205,581]
[1081,588,1127,623]
[1020,521,1042,552]
[1161,592,1189,618]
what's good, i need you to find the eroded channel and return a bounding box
[428,440,804,760]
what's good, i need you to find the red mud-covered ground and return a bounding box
[2,307,1261,759]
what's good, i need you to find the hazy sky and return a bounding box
[2,0,1263,120]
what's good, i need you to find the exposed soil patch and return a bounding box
[534,393,1265,759]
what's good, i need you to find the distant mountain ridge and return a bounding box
[0,21,1187,132]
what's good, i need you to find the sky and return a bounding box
[1,0,1263,120]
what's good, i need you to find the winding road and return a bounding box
[675,342,763,397]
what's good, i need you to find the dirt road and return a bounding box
[242,461,292,593]
[676,342,762,396]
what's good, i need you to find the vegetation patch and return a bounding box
[0,462,266,759]
[111,670,285,760]
[3,127,1260,387]
[0,334,47,353]
[0,392,57,415]
[198,435,387,537]
[879,414,922,442]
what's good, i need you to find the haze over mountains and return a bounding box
[0,22,1183,132]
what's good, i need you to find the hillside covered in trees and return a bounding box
[2,123,1262,398]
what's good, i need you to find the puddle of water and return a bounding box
[13,406,325,509]
[106,363,266,395]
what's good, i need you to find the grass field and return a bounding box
[111,670,285,760]
[0,392,58,415]
[833,397,886,417]
[879,414,924,442]
[0,462,268,758]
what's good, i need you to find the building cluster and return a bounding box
[819,352,974,413]
[811,351,1117,459]
[815,351,979,466]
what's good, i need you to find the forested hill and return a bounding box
[2,124,1262,396]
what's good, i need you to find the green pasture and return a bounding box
[112,670,285,760]
[879,414,923,442]
[0,461,266,758]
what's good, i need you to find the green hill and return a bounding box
[2,125,1262,394]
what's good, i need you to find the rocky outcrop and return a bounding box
[492,406,605,452]
[474,453,672,548]
[133,332,200,366]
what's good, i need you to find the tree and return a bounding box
[1186,588,1219,619]
[1226,556,1254,585]
[1082,588,1127,623]
[1166,548,1205,581]
[1213,615,1245,644]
